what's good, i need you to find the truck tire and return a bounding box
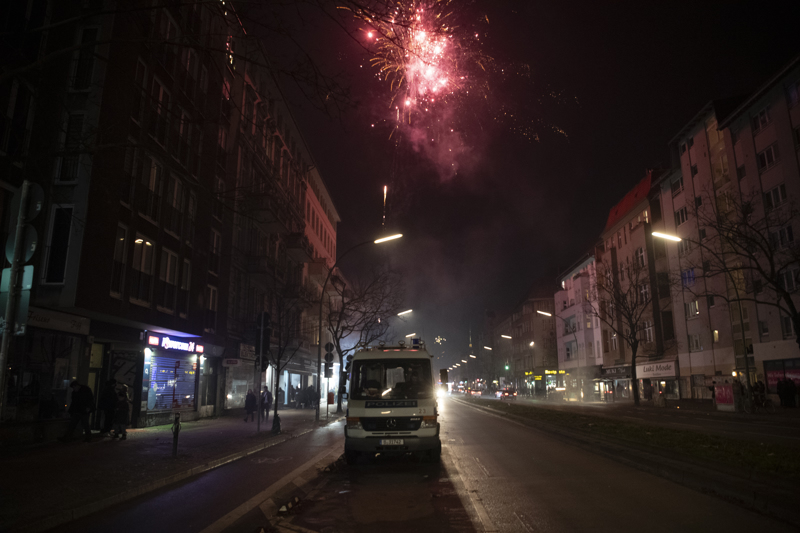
[345,448,359,465]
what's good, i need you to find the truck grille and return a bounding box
[360,417,422,431]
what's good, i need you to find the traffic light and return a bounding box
[345,354,353,374]
[505,363,509,370]
[324,342,334,378]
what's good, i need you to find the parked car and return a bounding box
[499,388,517,400]
[466,388,482,396]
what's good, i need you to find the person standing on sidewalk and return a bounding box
[244,389,256,422]
[113,389,130,440]
[98,379,118,436]
[732,379,744,412]
[261,389,272,422]
[60,381,95,442]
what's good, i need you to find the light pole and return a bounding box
[315,233,402,422]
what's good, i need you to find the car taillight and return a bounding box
[514,392,517,396]
[346,417,362,430]
[420,415,437,428]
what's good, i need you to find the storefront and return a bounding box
[600,365,631,401]
[636,360,680,401]
[142,333,204,426]
[543,369,567,398]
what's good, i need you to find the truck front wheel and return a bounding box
[345,448,359,465]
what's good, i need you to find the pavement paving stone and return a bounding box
[0,404,345,533]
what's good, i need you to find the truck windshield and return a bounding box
[351,358,433,400]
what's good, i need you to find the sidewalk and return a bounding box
[0,403,345,533]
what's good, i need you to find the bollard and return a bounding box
[271,413,281,435]
[171,412,181,458]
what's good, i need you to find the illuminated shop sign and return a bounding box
[534,375,542,380]
[545,370,558,374]
[147,334,204,354]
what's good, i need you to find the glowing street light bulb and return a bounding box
[529,341,535,347]
[483,346,492,350]
[469,355,476,358]
[405,333,416,337]
[501,335,512,339]
[461,360,467,363]
[397,309,413,316]
[375,234,403,244]
[537,310,552,317]
[652,231,682,242]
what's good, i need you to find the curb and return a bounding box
[16,416,345,533]
[454,398,799,528]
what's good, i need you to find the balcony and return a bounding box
[285,233,314,263]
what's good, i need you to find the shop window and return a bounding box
[148,353,196,410]
[43,206,73,284]
[130,235,155,304]
[111,225,127,297]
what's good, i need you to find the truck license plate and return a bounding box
[380,439,404,445]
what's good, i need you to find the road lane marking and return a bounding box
[474,457,490,478]
[198,448,338,533]
[514,512,533,532]
[445,452,497,532]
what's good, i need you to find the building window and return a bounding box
[130,236,155,303]
[57,114,84,182]
[681,269,696,287]
[210,229,221,274]
[759,320,769,336]
[639,283,650,303]
[164,175,184,236]
[685,300,700,318]
[764,184,787,211]
[778,266,799,292]
[148,78,171,147]
[671,176,684,196]
[205,285,218,333]
[757,144,780,172]
[690,164,698,177]
[769,225,794,250]
[43,206,73,284]
[788,80,800,108]
[736,165,746,181]
[674,207,688,227]
[131,59,147,124]
[677,239,692,257]
[781,315,795,338]
[640,320,653,343]
[71,28,97,90]
[635,247,646,267]
[751,106,771,133]
[603,330,609,353]
[177,259,190,317]
[687,138,694,148]
[610,332,618,351]
[707,295,715,307]
[699,228,707,240]
[688,334,702,352]
[138,155,163,222]
[713,330,719,343]
[157,248,178,311]
[213,176,224,220]
[111,225,127,296]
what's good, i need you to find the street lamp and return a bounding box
[501,335,512,339]
[469,355,476,358]
[483,346,492,350]
[461,359,467,363]
[536,310,552,317]
[405,333,416,337]
[316,233,402,421]
[397,309,413,316]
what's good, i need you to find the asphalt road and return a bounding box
[54,398,795,532]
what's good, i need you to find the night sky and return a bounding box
[258,0,800,368]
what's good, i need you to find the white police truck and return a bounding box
[343,341,441,464]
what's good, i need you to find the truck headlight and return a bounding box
[420,416,437,429]
[346,417,362,430]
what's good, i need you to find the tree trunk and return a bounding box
[630,351,640,406]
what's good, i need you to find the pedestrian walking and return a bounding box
[60,381,95,442]
[786,378,797,408]
[262,389,273,422]
[777,378,786,407]
[113,389,130,440]
[708,381,717,405]
[98,379,118,436]
[244,389,256,422]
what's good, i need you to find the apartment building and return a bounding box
[0,1,338,437]
[555,256,604,401]
[597,170,680,402]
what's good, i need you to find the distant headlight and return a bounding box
[437,389,447,398]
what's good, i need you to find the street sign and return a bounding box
[324,352,334,363]
[222,358,241,367]
[9,182,44,223]
[324,342,334,352]
[1,266,34,292]
[5,225,37,264]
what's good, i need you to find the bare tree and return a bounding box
[681,188,800,373]
[588,254,658,406]
[325,264,404,413]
